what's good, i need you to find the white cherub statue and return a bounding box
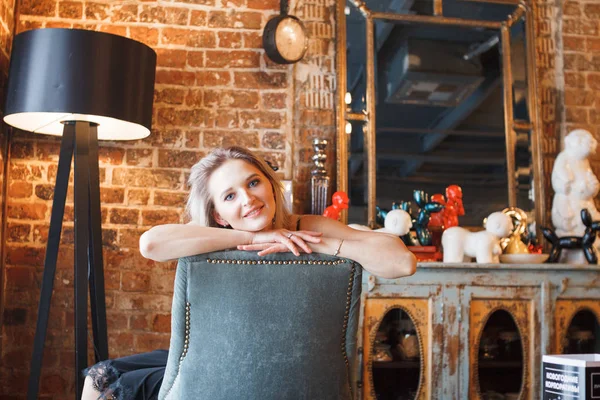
[442,211,513,263]
[349,209,413,236]
[551,129,600,263]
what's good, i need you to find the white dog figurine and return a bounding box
[349,209,413,236]
[442,212,513,263]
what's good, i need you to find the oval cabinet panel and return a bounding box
[555,300,600,355]
[363,298,430,399]
[469,299,532,400]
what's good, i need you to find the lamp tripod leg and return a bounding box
[27,125,75,400]
[86,124,109,362]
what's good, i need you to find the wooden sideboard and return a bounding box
[356,263,600,400]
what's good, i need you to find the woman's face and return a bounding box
[208,159,276,232]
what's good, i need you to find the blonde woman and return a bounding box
[83,146,416,400]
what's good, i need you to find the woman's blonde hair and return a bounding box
[186,146,291,230]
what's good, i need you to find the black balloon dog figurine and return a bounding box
[542,209,600,264]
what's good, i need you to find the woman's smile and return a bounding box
[244,205,264,218]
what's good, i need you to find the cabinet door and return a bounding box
[554,287,600,355]
[362,285,442,400]
[463,286,540,400]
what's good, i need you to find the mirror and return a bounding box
[337,0,545,235]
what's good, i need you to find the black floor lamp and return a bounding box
[3,28,156,399]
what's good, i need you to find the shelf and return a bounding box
[478,360,523,369]
[373,360,420,369]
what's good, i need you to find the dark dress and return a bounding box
[84,349,168,400]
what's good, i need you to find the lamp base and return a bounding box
[27,121,108,400]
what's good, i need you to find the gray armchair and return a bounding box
[158,250,363,400]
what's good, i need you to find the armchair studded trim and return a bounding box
[158,250,363,400]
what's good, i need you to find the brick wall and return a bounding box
[534,0,600,216]
[0,0,336,397]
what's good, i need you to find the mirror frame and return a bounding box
[336,0,546,233]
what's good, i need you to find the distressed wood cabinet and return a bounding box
[356,263,600,400]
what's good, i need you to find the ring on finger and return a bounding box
[287,232,294,239]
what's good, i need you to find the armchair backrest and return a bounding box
[159,250,363,400]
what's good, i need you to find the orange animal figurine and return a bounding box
[428,193,447,229]
[444,184,464,228]
[323,191,349,221]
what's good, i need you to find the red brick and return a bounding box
[5,266,35,287]
[130,314,149,330]
[185,89,203,107]
[218,31,242,48]
[11,141,34,159]
[140,6,188,25]
[7,223,31,243]
[564,89,595,107]
[563,35,583,52]
[152,314,171,333]
[112,168,182,190]
[240,111,284,129]
[262,92,287,109]
[205,50,260,68]
[20,0,55,16]
[110,208,139,225]
[565,72,586,88]
[187,30,216,48]
[126,149,154,167]
[148,129,187,147]
[190,9,206,26]
[587,73,600,90]
[34,184,54,200]
[45,21,71,28]
[8,203,47,219]
[155,87,186,105]
[158,149,201,168]
[563,19,598,36]
[134,332,170,351]
[566,107,589,124]
[214,110,239,129]
[127,189,151,205]
[100,187,125,204]
[184,130,201,148]
[98,24,127,36]
[187,51,204,68]
[154,191,187,207]
[58,1,82,18]
[583,4,600,19]
[196,70,231,86]
[85,2,109,20]
[108,332,135,354]
[155,69,196,86]
[203,130,259,148]
[174,0,214,4]
[6,246,45,267]
[8,181,33,198]
[36,141,60,161]
[99,147,124,165]
[40,373,67,394]
[122,271,151,292]
[564,1,581,16]
[234,71,287,89]
[129,27,159,47]
[119,228,146,248]
[204,90,259,109]
[17,19,43,34]
[243,32,262,48]
[141,210,181,225]
[157,108,213,127]
[208,10,262,29]
[156,49,188,69]
[262,132,285,150]
[111,4,138,22]
[247,0,278,9]
[10,163,42,181]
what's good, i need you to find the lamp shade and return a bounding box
[4,28,157,140]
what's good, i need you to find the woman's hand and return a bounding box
[237,229,322,256]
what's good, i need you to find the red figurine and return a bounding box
[444,184,465,228]
[323,191,349,221]
[428,185,465,230]
[428,193,447,229]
